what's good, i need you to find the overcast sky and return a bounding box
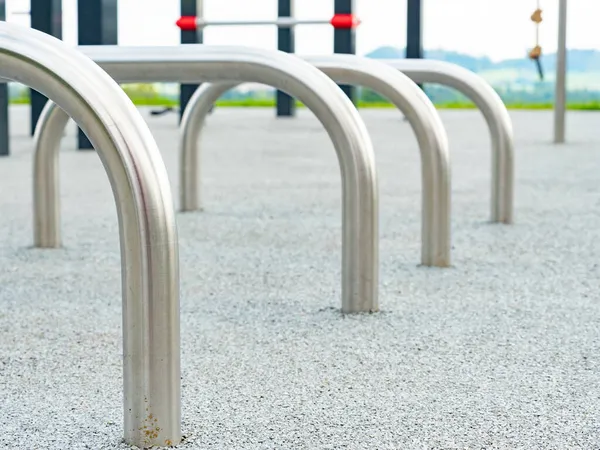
[7,0,600,61]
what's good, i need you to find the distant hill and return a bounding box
[363,46,600,102]
[365,46,495,72]
[365,46,600,72]
[364,46,600,73]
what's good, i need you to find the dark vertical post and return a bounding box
[276,0,295,117]
[0,76,7,157]
[406,0,423,89]
[180,0,203,122]
[77,0,118,150]
[30,0,62,137]
[0,0,7,155]
[333,0,356,103]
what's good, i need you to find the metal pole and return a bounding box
[179,0,203,122]
[387,59,514,224]
[0,0,8,156]
[1,22,181,448]
[554,0,567,143]
[77,0,118,150]
[198,17,330,28]
[406,0,423,90]
[277,0,296,117]
[334,0,356,103]
[35,44,380,314]
[178,55,452,267]
[30,0,62,137]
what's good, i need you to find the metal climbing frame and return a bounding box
[33,44,379,314]
[0,23,181,448]
[177,54,452,268]
[178,0,358,117]
[386,59,515,225]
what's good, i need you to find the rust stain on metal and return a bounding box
[139,412,161,445]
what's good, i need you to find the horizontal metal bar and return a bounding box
[176,14,360,31]
[198,18,330,27]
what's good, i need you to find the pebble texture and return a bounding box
[0,106,599,449]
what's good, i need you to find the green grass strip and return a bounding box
[8,96,600,111]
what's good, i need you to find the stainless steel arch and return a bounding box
[0,23,181,448]
[386,59,515,224]
[179,55,452,267]
[33,45,379,314]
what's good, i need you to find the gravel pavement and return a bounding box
[1,106,599,449]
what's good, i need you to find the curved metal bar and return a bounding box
[179,55,452,267]
[179,83,235,215]
[386,59,515,224]
[34,45,379,313]
[1,23,181,447]
[33,102,66,247]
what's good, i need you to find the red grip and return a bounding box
[176,16,197,31]
[330,14,360,29]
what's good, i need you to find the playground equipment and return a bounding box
[178,0,358,118]
[175,14,360,31]
[386,59,515,225]
[32,44,379,314]
[0,23,181,448]
[0,0,359,153]
[177,54,452,268]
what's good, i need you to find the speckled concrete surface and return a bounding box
[1,106,599,449]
